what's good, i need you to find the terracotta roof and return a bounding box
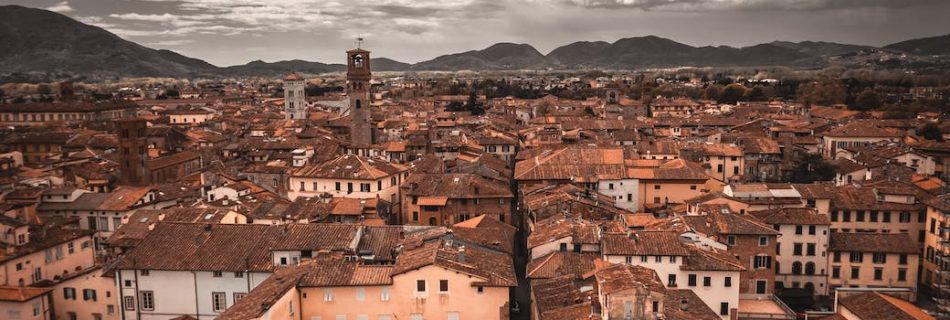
[527,251,599,279]
[149,150,200,170]
[838,292,934,320]
[515,147,627,181]
[530,275,597,320]
[97,187,151,211]
[392,241,516,287]
[528,218,601,249]
[824,121,904,138]
[593,263,665,295]
[292,155,407,180]
[403,173,513,199]
[828,233,918,254]
[0,286,52,302]
[749,208,831,226]
[115,223,361,272]
[682,210,779,236]
[664,289,722,320]
[601,231,690,256]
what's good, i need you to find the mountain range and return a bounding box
[1,4,949,81]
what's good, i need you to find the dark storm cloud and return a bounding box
[1,0,949,66]
[565,0,945,11]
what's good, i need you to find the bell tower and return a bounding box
[347,44,373,148]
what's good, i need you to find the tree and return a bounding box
[854,89,882,111]
[466,90,485,115]
[788,154,836,183]
[719,84,747,104]
[919,123,945,142]
[798,80,846,106]
[702,84,723,101]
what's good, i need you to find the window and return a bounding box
[688,274,697,286]
[360,183,371,192]
[234,293,246,302]
[235,271,244,278]
[834,252,841,263]
[899,254,908,265]
[335,182,341,191]
[324,288,333,301]
[83,289,97,301]
[724,277,732,287]
[850,252,864,263]
[141,270,150,276]
[654,185,661,190]
[808,225,816,235]
[347,182,353,194]
[726,236,736,246]
[212,292,226,312]
[793,243,803,256]
[759,236,768,246]
[381,287,390,301]
[140,291,155,311]
[64,288,76,300]
[655,256,662,263]
[416,280,426,292]
[720,302,729,316]
[754,255,772,269]
[703,276,711,287]
[831,211,838,221]
[874,268,883,280]
[67,242,75,254]
[640,256,648,263]
[899,212,911,223]
[795,225,803,235]
[212,271,223,277]
[123,296,135,311]
[356,287,365,301]
[807,243,816,256]
[832,267,840,279]
[851,267,860,279]
[873,253,887,264]
[477,286,484,294]
[898,268,907,281]
[668,274,677,287]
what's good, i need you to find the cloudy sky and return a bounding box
[3,0,949,66]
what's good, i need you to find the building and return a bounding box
[117,118,150,186]
[751,208,831,296]
[47,266,119,320]
[827,233,919,299]
[0,101,137,126]
[287,154,408,204]
[0,286,53,320]
[283,72,307,120]
[400,173,514,226]
[347,47,374,151]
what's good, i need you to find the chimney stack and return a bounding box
[458,246,466,263]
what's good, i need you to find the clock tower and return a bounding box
[347,47,373,148]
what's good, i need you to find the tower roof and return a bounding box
[284,72,302,81]
[347,48,370,54]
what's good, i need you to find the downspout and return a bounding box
[133,268,140,320]
[117,271,125,320]
[193,271,200,319]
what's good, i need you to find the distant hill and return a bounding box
[411,43,550,71]
[884,34,950,55]
[546,41,611,67]
[770,40,874,57]
[1,4,948,80]
[0,5,218,79]
[544,36,813,69]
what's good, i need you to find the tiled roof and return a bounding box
[601,231,690,256]
[292,154,407,179]
[527,251,598,279]
[749,208,831,226]
[528,218,601,249]
[0,286,52,302]
[593,263,665,295]
[828,233,918,254]
[664,289,722,320]
[115,223,360,272]
[530,275,597,320]
[403,173,513,199]
[392,241,516,287]
[838,292,934,320]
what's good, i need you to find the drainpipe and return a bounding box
[193,271,200,319]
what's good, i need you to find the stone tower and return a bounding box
[347,47,373,147]
[116,118,150,186]
[284,72,307,120]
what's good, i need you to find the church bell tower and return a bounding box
[347,44,373,148]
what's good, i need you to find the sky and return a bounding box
[2,0,949,67]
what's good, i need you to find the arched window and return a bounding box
[791,261,803,275]
[805,262,816,275]
[804,282,815,293]
[356,99,362,109]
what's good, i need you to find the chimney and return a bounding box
[457,246,466,263]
